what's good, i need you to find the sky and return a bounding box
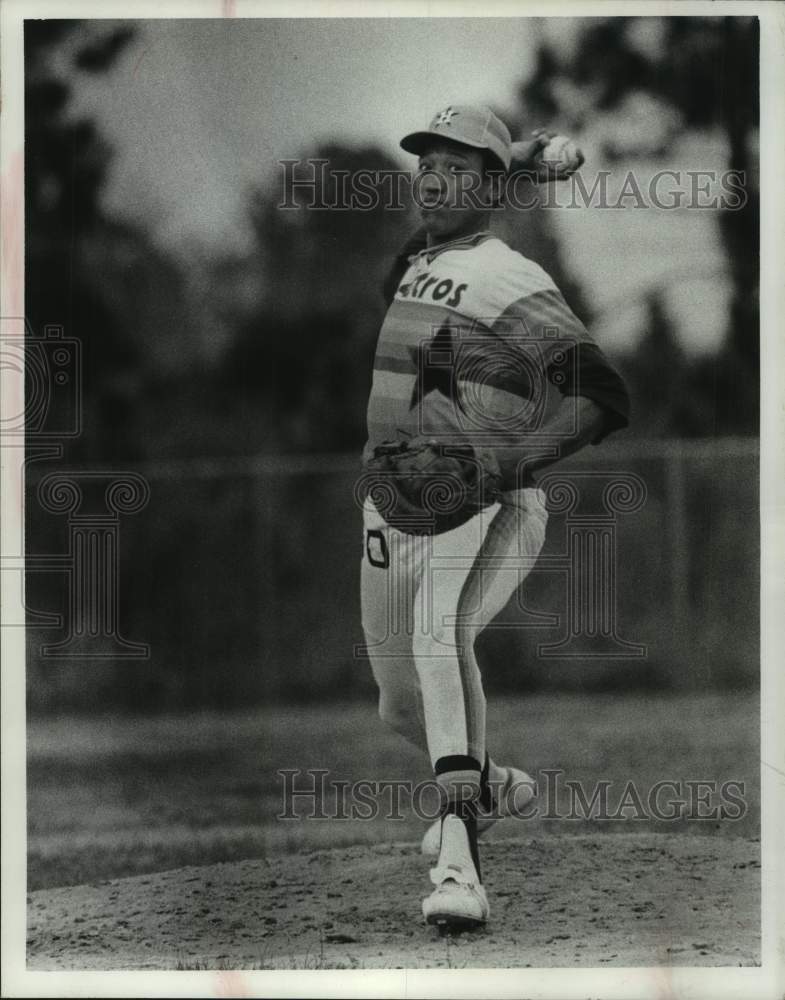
[68,18,536,250]
[62,17,730,354]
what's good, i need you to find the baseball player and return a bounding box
[360,105,629,930]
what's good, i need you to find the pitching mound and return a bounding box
[27,833,759,970]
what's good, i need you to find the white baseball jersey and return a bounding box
[365,231,628,473]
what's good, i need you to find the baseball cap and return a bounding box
[400,104,512,171]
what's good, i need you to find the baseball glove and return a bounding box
[362,394,504,535]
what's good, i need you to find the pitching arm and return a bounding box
[497,395,608,488]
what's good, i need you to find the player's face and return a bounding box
[415,141,495,243]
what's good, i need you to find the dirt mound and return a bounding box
[27,833,759,970]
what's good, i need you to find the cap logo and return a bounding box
[434,106,458,127]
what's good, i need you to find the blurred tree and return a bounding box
[518,16,759,434]
[25,21,197,461]
[221,143,413,454]
[25,21,216,716]
[615,290,704,437]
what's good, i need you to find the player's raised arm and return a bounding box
[497,395,610,490]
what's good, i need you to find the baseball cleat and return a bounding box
[421,766,536,856]
[422,814,489,930]
[422,877,490,930]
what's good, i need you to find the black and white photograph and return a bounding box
[1,2,783,996]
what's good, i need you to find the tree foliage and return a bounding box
[519,16,759,435]
[25,21,197,461]
[220,143,413,453]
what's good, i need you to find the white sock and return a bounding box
[432,814,480,885]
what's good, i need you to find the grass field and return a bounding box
[28,692,760,891]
